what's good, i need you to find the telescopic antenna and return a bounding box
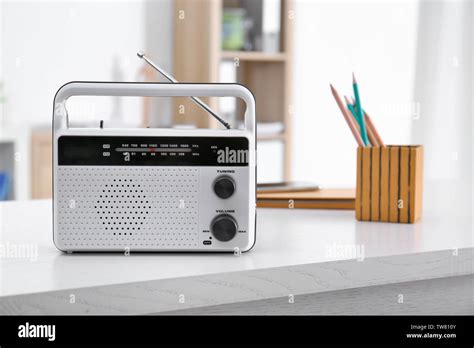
[137,50,231,129]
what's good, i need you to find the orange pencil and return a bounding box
[330,84,364,147]
[364,112,385,147]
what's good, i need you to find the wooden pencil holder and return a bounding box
[355,145,423,223]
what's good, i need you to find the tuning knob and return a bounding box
[213,176,235,199]
[211,215,237,242]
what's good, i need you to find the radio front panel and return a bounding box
[52,82,256,253]
[54,135,254,252]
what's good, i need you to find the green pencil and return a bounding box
[352,73,369,146]
[344,95,359,123]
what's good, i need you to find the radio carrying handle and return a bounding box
[53,82,255,136]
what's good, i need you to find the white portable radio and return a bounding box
[52,55,256,252]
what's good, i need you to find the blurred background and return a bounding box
[0,0,471,203]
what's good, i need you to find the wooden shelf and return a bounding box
[257,133,286,142]
[220,51,287,62]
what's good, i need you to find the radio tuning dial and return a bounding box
[211,215,237,242]
[213,176,235,199]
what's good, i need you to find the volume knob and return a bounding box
[211,215,237,242]
[213,176,235,199]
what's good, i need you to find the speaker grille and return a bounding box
[56,167,199,249]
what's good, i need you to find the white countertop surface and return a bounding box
[0,185,472,314]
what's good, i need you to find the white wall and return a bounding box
[1,1,146,128]
[411,0,472,216]
[0,0,175,200]
[292,0,419,187]
[412,0,472,182]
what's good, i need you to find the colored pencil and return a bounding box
[344,97,361,133]
[344,95,357,120]
[343,95,362,133]
[352,73,369,146]
[330,84,364,147]
[364,112,385,147]
[344,95,376,146]
[347,99,362,135]
[351,96,385,147]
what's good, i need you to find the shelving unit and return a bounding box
[0,126,31,200]
[0,141,15,200]
[220,51,287,62]
[256,133,286,141]
[31,129,53,199]
[172,0,294,180]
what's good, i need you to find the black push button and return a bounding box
[214,176,235,199]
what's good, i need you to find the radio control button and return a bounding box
[214,177,235,199]
[211,215,237,242]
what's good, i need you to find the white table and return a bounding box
[0,185,472,314]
